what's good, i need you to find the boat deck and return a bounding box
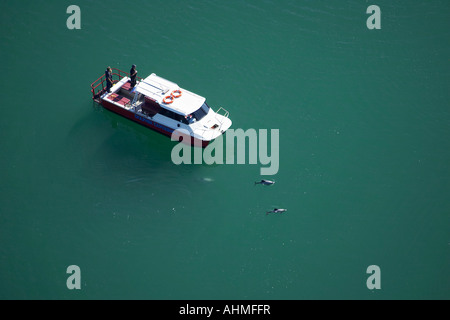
[90,68,232,144]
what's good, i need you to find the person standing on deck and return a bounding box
[105,66,113,93]
[130,64,138,88]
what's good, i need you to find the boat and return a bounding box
[90,68,232,147]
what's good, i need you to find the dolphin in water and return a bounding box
[255,179,275,186]
[266,208,287,215]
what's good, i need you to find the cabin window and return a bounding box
[142,96,162,116]
[159,108,187,123]
[180,116,189,125]
[192,103,210,121]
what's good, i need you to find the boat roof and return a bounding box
[135,73,206,116]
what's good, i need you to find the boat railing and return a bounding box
[90,67,143,103]
[215,107,229,119]
[214,107,230,132]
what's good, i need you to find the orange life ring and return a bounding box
[163,95,174,104]
[172,89,182,98]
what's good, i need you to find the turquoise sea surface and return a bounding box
[0,0,449,299]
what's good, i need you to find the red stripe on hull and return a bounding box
[100,100,210,147]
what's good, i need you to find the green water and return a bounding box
[0,0,449,299]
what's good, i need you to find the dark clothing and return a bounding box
[130,67,137,87]
[105,69,113,92]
